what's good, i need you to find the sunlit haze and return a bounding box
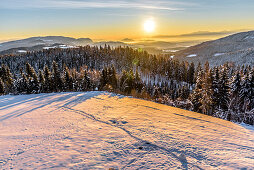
[144,18,155,33]
[1,0,254,42]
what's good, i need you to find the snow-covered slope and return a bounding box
[174,30,254,66]
[0,36,93,52]
[0,92,253,169]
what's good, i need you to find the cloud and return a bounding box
[121,38,135,42]
[1,0,186,11]
[152,31,236,39]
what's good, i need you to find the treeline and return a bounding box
[0,46,253,125]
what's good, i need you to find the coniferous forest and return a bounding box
[0,45,253,125]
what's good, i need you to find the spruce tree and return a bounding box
[38,70,45,93]
[82,70,91,91]
[200,66,214,115]
[135,69,143,92]
[44,65,52,93]
[0,65,14,94]
[240,74,251,112]
[26,63,39,93]
[0,78,5,95]
[187,62,195,84]
[110,65,117,89]
[194,62,202,83]
[249,69,254,110]
[212,67,220,110]
[120,70,128,92]
[52,61,63,92]
[126,69,135,94]
[26,63,36,78]
[229,71,241,112]
[191,70,203,112]
[63,65,73,91]
[100,66,108,89]
[21,72,29,94]
[218,67,230,111]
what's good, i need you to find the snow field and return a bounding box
[0,92,253,169]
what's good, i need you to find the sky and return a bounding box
[1,0,254,42]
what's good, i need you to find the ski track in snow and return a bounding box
[0,92,253,169]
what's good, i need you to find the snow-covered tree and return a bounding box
[0,78,5,95]
[200,63,213,115]
[229,71,241,112]
[191,70,203,112]
[218,66,230,111]
[52,61,63,92]
[240,73,251,112]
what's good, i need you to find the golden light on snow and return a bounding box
[144,18,155,33]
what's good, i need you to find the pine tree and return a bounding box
[0,78,5,95]
[26,63,36,78]
[82,70,91,91]
[52,61,63,92]
[21,72,29,94]
[120,70,128,93]
[187,62,195,84]
[44,65,52,93]
[200,63,214,115]
[71,69,79,91]
[191,70,203,112]
[229,71,241,112]
[126,69,135,94]
[249,69,254,110]
[153,86,160,99]
[240,73,251,112]
[38,70,45,93]
[212,67,220,109]
[134,69,143,93]
[218,67,230,111]
[194,62,202,83]
[100,66,108,89]
[109,65,117,89]
[25,63,39,93]
[63,65,73,91]
[0,65,14,94]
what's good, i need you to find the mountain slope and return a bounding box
[174,31,254,66]
[0,92,253,169]
[0,36,93,52]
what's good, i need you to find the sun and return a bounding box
[144,19,155,33]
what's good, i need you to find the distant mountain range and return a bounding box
[1,31,254,66]
[174,31,254,66]
[0,36,93,52]
[0,36,198,55]
[0,36,129,55]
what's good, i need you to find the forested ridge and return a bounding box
[0,45,253,125]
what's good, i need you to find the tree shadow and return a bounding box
[0,91,107,122]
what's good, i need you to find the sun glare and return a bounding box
[144,19,155,33]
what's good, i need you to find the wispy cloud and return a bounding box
[1,0,188,11]
[153,31,236,39]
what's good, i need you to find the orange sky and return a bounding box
[1,0,254,42]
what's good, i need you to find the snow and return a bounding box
[0,92,253,169]
[43,46,56,50]
[162,49,179,53]
[244,36,254,40]
[214,53,225,57]
[186,54,197,58]
[17,50,27,53]
[43,45,76,50]
[59,45,76,49]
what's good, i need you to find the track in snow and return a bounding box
[0,92,253,169]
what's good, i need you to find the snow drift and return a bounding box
[0,92,253,169]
